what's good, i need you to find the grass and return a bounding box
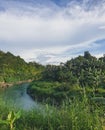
[0,81,105,130]
[0,93,104,130]
[27,81,105,106]
[27,81,83,105]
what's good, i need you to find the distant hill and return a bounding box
[0,50,44,83]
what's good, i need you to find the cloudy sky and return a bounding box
[0,0,105,64]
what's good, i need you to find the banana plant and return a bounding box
[0,111,21,130]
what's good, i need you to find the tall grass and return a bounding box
[0,94,104,130]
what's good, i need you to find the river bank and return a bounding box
[0,79,33,88]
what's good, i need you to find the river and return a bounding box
[0,83,39,110]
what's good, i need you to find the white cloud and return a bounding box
[99,26,105,29]
[0,0,105,64]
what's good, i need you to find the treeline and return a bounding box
[1,50,105,89]
[0,50,44,83]
[43,51,105,89]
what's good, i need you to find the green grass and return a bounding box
[27,81,105,106]
[27,81,83,105]
[0,81,105,130]
[0,94,104,130]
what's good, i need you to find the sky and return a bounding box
[0,0,105,65]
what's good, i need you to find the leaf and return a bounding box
[0,120,8,125]
[7,111,12,121]
[15,111,21,120]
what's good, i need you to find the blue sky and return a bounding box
[0,0,105,64]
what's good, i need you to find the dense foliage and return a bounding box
[0,50,44,83]
[43,51,105,89]
[28,81,105,105]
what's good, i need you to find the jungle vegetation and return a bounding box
[0,50,44,83]
[0,50,105,130]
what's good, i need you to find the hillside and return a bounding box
[0,50,44,83]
